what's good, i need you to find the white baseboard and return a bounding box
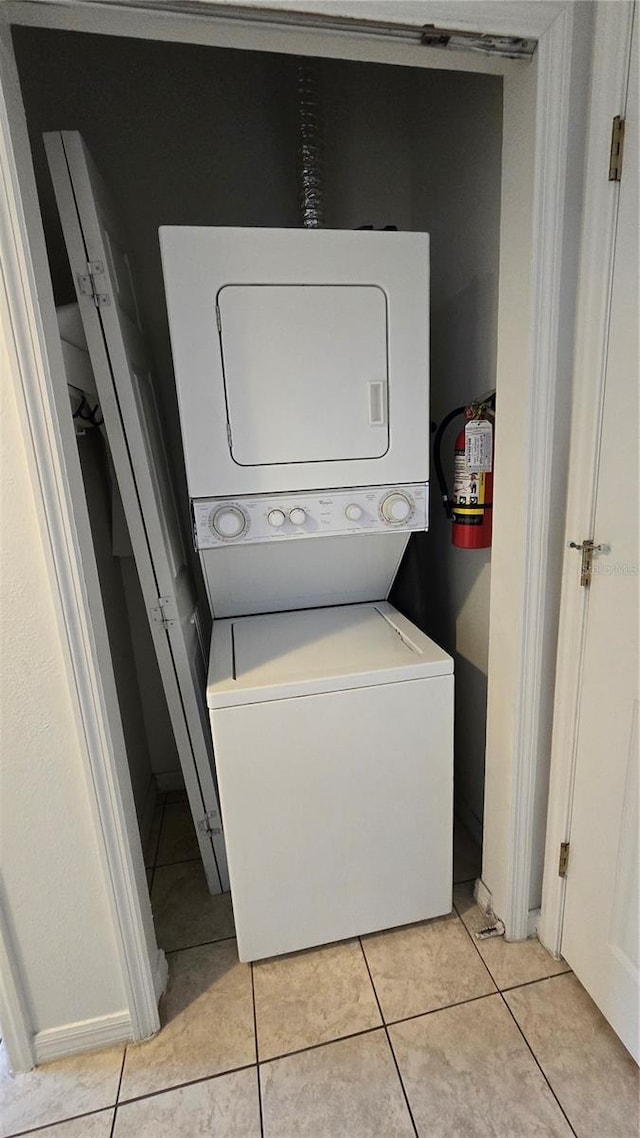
[153,950,168,1006]
[33,1011,132,1065]
[154,770,185,794]
[472,880,540,941]
[473,877,493,916]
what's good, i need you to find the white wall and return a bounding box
[0,357,128,1035]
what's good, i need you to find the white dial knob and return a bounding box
[268,509,287,528]
[211,506,246,539]
[345,503,363,522]
[381,492,412,524]
[289,507,307,526]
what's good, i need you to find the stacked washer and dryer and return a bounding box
[160,226,454,962]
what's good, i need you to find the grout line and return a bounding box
[253,987,499,1069]
[109,1047,127,1137]
[165,934,237,955]
[455,900,579,1138]
[258,1023,383,1067]
[385,989,498,1030]
[499,969,572,995]
[115,1061,257,1107]
[154,856,202,870]
[357,937,419,1138]
[250,963,265,1138]
[500,995,579,1138]
[8,1106,118,1138]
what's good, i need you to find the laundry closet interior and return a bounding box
[12,21,503,956]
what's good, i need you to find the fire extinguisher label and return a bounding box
[465,420,493,472]
[453,454,485,525]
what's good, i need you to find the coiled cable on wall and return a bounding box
[297,62,324,228]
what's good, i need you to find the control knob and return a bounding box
[211,505,247,540]
[380,492,413,525]
[345,503,363,522]
[289,507,307,526]
[268,509,287,528]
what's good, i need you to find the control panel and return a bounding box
[192,484,428,549]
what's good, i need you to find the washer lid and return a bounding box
[207,601,453,709]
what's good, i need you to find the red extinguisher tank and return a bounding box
[451,416,493,549]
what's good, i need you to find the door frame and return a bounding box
[0,23,167,1072]
[539,0,636,958]
[0,0,593,1070]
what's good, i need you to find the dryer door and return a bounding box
[219,284,388,466]
[160,227,430,498]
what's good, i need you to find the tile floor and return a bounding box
[2,798,637,1138]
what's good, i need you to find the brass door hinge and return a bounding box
[568,539,604,588]
[558,841,570,877]
[609,115,625,181]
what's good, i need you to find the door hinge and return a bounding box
[150,594,177,630]
[609,115,625,181]
[215,304,222,333]
[226,422,233,448]
[568,539,604,588]
[77,260,111,308]
[558,841,570,877]
[197,812,223,837]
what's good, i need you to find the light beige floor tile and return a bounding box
[260,1029,415,1138]
[0,1044,123,1138]
[362,911,496,1022]
[114,1068,261,1137]
[119,939,255,1101]
[151,861,235,951]
[143,802,163,868]
[254,939,381,1060]
[506,973,640,1138]
[453,818,482,884]
[454,882,571,990]
[18,1110,116,1137]
[390,993,573,1137]
[155,803,200,866]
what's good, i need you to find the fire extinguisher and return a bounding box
[433,395,495,550]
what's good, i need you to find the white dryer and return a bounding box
[160,226,431,617]
[160,227,430,499]
[207,602,453,962]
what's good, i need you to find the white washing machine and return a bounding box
[160,226,454,960]
[207,603,453,962]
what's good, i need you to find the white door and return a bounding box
[559,29,638,1060]
[45,131,229,894]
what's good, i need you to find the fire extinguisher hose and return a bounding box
[433,405,467,520]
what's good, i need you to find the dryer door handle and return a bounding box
[368,381,387,426]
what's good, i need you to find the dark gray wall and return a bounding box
[14,26,502,836]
